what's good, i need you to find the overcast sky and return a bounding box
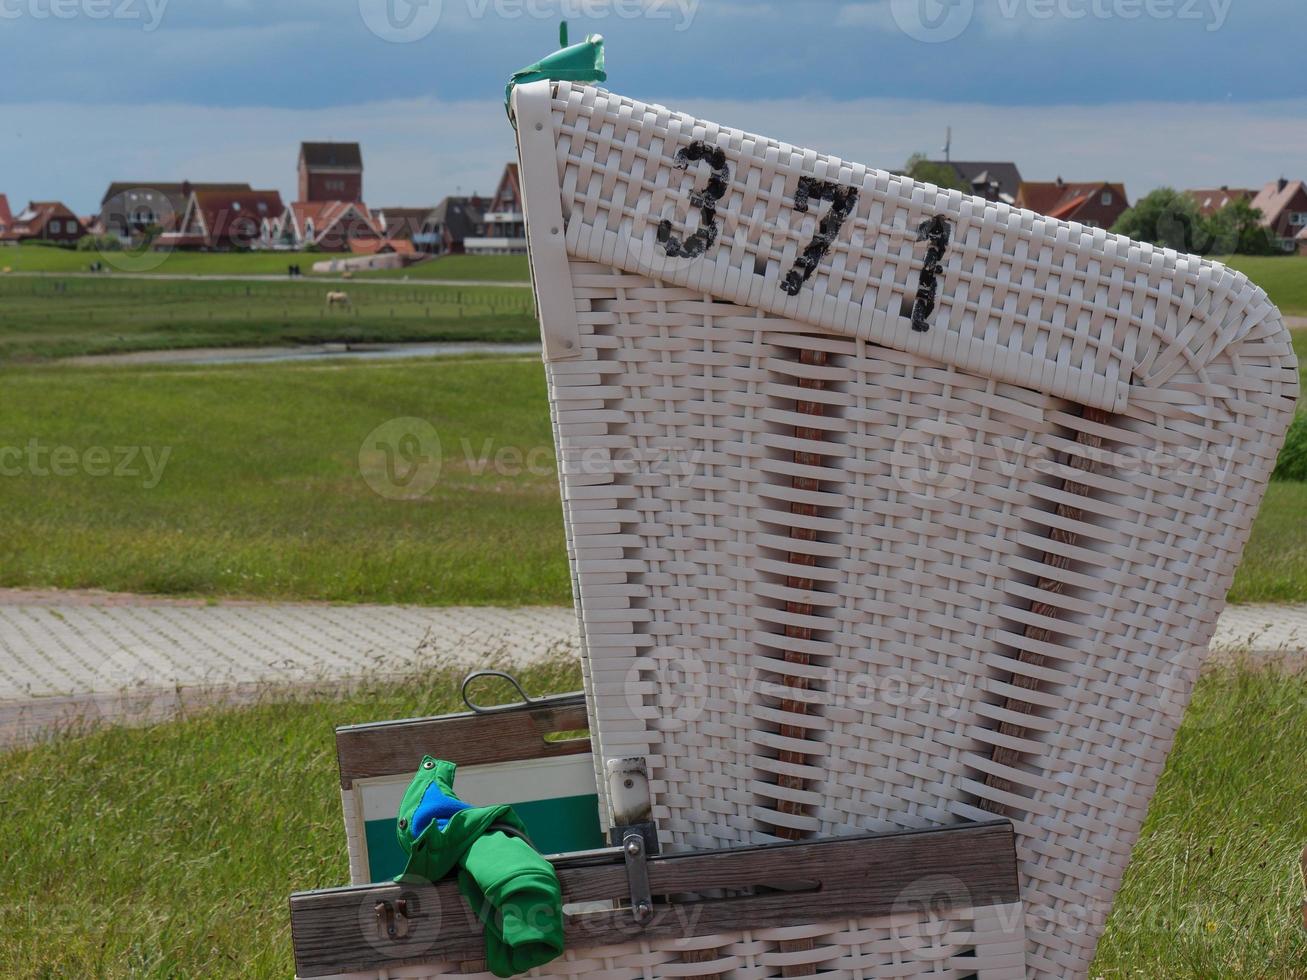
[2,0,1303,213]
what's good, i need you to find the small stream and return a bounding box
[67,342,544,367]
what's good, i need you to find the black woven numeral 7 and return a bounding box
[658,141,730,259]
[910,215,951,332]
[781,178,859,296]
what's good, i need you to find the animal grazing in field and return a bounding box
[325,291,351,309]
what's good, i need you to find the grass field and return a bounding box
[0,243,346,277]
[0,659,1300,978]
[4,244,1300,304]
[0,276,536,360]
[0,243,532,283]
[1224,255,1307,317]
[0,357,569,605]
[0,352,1303,606]
[356,253,530,282]
[1233,481,1307,603]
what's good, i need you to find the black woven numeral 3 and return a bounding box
[782,178,859,297]
[659,141,730,259]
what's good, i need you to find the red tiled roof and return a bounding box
[1185,187,1254,217]
[487,162,521,214]
[287,200,380,245]
[349,238,416,256]
[1047,193,1091,221]
[1250,179,1307,227]
[1017,181,1127,222]
[100,181,252,205]
[165,189,284,247]
[0,201,84,240]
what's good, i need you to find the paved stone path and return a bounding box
[0,595,578,747]
[0,591,1302,747]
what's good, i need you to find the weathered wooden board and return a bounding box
[291,820,1019,978]
[336,694,590,789]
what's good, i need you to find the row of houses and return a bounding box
[917,160,1129,227]
[1185,179,1307,252]
[4,146,1305,256]
[927,159,1307,253]
[0,143,529,259]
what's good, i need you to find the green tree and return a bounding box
[1111,188,1207,252]
[902,153,967,192]
[1204,198,1277,256]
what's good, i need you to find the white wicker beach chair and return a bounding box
[288,78,1296,980]
[506,80,1298,979]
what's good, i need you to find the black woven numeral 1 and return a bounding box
[781,178,859,296]
[658,141,730,259]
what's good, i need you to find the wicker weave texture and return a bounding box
[309,901,1025,979]
[520,83,1299,980]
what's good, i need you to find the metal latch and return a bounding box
[374,898,410,940]
[607,757,658,925]
[606,757,659,856]
[622,832,653,925]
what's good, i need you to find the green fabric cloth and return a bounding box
[395,757,564,978]
[504,32,606,117]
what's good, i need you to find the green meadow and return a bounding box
[0,660,1300,978]
[0,276,535,361]
[0,348,1303,606]
[0,243,530,282]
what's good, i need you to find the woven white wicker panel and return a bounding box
[512,81,1298,980]
[306,901,1026,979]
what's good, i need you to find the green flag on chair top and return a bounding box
[505,24,606,119]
